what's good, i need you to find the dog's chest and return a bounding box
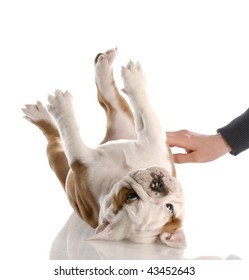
[88,140,171,198]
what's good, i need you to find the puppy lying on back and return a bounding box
[23,48,186,248]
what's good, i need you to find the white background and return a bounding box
[0,0,248,277]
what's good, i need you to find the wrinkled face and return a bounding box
[88,166,186,248]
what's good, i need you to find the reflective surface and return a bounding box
[50,212,242,260]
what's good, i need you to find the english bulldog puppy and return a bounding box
[22,48,186,248]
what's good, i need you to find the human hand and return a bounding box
[166,130,232,163]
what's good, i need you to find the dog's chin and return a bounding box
[91,205,168,243]
[88,219,159,244]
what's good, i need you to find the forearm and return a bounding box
[217,108,249,156]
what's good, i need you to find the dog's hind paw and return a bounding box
[22,101,55,125]
[95,47,117,66]
[94,48,117,87]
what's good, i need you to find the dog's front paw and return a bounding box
[47,90,73,121]
[121,60,146,95]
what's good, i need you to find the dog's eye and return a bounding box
[166,203,174,213]
[127,192,139,201]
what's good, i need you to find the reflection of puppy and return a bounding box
[23,48,185,248]
[50,213,186,260]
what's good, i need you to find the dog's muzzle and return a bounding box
[149,172,169,195]
[128,166,176,200]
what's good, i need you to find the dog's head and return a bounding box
[88,166,186,248]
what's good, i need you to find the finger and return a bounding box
[167,130,189,136]
[166,134,187,148]
[173,153,195,164]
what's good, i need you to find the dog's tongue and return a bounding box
[95,220,109,234]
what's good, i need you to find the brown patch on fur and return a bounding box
[66,160,99,228]
[113,81,134,121]
[97,86,117,144]
[166,144,177,177]
[96,76,134,144]
[32,120,60,139]
[33,120,70,189]
[161,216,182,234]
[112,187,135,214]
[46,137,69,189]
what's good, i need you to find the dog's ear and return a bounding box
[160,229,186,248]
[159,218,186,249]
[86,221,124,241]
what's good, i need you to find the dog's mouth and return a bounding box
[95,219,110,234]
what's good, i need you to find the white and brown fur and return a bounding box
[22,48,186,248]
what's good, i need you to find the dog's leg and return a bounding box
[47,90,99,228]
[121,61,176,175]
[47,90,94,165]
[22,102,70,189]
[121,61,166,144]
[95,48,136,143]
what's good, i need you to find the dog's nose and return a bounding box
[150,172,168,194]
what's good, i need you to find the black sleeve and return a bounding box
[217,108,249,156]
